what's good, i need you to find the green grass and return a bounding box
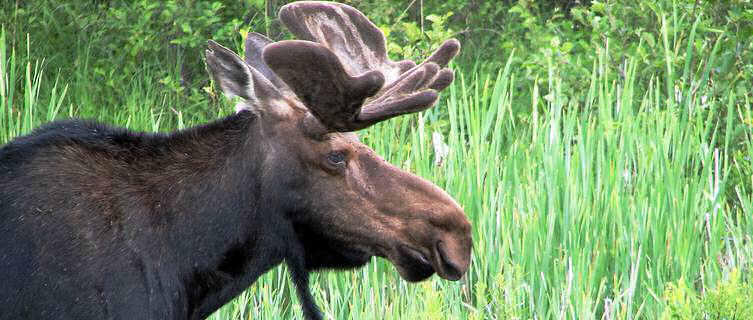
[2,27,752,319]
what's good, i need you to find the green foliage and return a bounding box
[380,11,456,62]
[703,269,753,319]
[661,279,701,319]
[100,0,245,84]
[1,0,264,117]
[3,1,750,119]
[662,269,753,320]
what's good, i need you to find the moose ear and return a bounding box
[206,40,252,99]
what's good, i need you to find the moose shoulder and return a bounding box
[0,2,472,319]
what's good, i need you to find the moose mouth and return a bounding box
[393,245,435,282]
[392,241,467,282]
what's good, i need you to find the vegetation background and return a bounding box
[1,0,752,318]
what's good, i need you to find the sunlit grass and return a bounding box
[2,28,752,319]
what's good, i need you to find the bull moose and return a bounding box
[0,1,471,319]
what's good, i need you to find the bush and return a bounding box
[3,1,750,111]
[1,0,265,117]
[662,268,753,319]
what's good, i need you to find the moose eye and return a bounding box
[326,151,347,167]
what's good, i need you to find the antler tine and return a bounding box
[244,32,292,93]
[278,1,411,83]
[266,1,460,132]
[357,39,459,127]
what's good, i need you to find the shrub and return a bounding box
[662,268,753,319]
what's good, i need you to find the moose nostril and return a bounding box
[436,241,463,280]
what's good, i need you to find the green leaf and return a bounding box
[561,42,574,52]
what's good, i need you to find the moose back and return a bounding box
[0,2,472,319]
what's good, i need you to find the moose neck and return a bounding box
[122,110,292,316]
[139,110,284,247]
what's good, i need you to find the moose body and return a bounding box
[1,115,288,319]
[0,2,471,319]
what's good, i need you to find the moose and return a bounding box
[0,2,471,319]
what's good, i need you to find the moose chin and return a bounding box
[0,2,471,319]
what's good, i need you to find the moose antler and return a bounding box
[262,1,459,132]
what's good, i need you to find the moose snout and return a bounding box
[433,233,471,281]
[435,241,463,280]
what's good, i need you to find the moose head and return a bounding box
[205,1,471,286]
